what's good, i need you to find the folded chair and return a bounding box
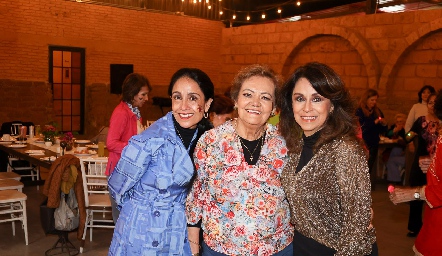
[79,157,114,253]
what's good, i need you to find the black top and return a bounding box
[240,133,265,166]
[172,116,197,150]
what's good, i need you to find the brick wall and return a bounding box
[219,10,442,124]
[2,0,442,132]
[0,0,223,136]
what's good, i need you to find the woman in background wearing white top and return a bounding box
[405,85,435,133]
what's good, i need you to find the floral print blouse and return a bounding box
[186,121,293,256]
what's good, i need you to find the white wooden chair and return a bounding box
[0,179,24,192]
[79,157,114,253]
[7,155,40,190]
[0,189,28,245]
[0,172,21,181]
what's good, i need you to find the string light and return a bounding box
[246,15,250,21]
[219,10,223,15]
[277,8,282,14]
[193,0,196,3]
[206,0,209,3]
[198,0,202,2]
[296,1,301,6]
[261,13,266,19]
[208,5,212,9]
[232,13,236,19]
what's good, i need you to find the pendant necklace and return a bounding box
[239,135,264,162]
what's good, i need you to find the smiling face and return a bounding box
[235,76,275,129]
[132,86,149,108]
[366,95,378,110]
[292,77,332,137]
[171,77,212,129]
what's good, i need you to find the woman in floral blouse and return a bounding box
[186,64,293,256]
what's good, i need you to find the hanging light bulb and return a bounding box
[247,15,250,21]
[277,8,282,14]
[193,0,196,3]
[296,1,301,6]
[233,13,236,19]
[262,13,266,19]
[182,0,184,2]
[219,10,223,15]
[199,0,202,2]
[208,5,212,9]
[206,0,209,2]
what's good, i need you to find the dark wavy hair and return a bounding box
[278,62,359,153]
[358,89,382,118]
[418,85,436,103]
[121,73,152,104]
[167,68,215,133]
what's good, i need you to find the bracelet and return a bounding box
[192,253,200,256]
[188,239,201,249]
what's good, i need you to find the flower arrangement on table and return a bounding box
[59,131,75,151]
[42,125,57,143]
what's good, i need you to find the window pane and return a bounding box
[53,51,62,67]
[72,100,81,115]
[62,51,71,67]
[53,67,62,83]
[62,100,71,115]
[63,116,72,131]
[63,84,72,99]
[54,117,62,129]
[72,84,81,99]
[72,68,80,84]
[72,52,81,68]
[62,68,71,83]
[53,84,62,99]
[72,116,81,131]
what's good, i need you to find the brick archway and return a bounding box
[378,18,442,91]
[279,26,380,89]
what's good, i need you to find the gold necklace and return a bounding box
[239,135,264,162]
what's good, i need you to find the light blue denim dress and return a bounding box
[108,112,195,256]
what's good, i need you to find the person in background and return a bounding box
[106,73,151,223]
[356,89,388,189]
[186,64,293,256]
[404,93,440,238]
[108,68,214,255]
[390,90,442,256]
[208,94,234,128]
[279,62,376,255]
[384,113,407,185]
[405,85,436,133]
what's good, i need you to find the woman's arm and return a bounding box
[186,134,211,254]
[107,106,132,154]
[108,137,152,206]
[335,143,373,255]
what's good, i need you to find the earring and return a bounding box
[204,112,209,118]
[270,110,275,116]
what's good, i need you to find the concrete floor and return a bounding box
[0,182,416,256]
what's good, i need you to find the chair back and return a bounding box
[80,158,109,207]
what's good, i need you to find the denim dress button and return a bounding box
[154,210,160,217]
[152,240,159,247]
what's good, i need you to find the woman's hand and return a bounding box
[390,187,416,204]
[419,156,432,173]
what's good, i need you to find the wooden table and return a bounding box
[0,143,57,170]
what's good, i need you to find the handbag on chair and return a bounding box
[54,188,79,231]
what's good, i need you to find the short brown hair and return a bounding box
[121,73,152,103]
